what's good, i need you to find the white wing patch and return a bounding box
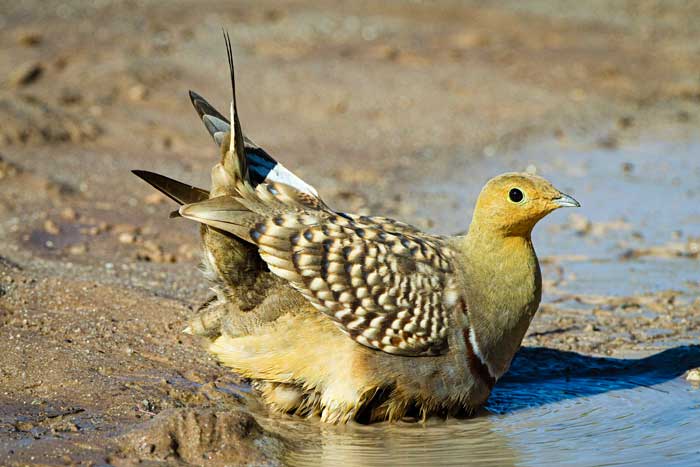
[265,163,319,197]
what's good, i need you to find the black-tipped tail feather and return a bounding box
[132,170,210,206]
[187,89,319,197]
[189,90,230,146]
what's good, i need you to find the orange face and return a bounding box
[472,172,579,236]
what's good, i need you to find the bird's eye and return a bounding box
[508,188,524,203]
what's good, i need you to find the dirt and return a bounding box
[1,1,700,465]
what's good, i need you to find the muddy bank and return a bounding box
[1,1,700,465]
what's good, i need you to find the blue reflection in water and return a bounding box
[487,346,700,466]
[284,346,700,467]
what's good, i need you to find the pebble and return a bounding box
[9,62,44,86]
[17,31,43,47]
[68,244,88,255]
[43,219,60,235]
[617,115,634,129]
[60,207,78,221]
[59,88,83,105]
[128,84,149,101]
[118,232,137,244]
[15,421,34,432]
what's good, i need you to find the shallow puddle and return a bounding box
[278,346,700,466]
[274,140,700,466]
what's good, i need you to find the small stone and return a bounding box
[9,62,44,86]
[53,56,68,71]
[59,88,82,105]
[140,399,158,413]
[15,421,35,431]
[136,240,177,263]
[52,421,79,433]
[617,116,634,129]
[17,31,43,47]
[142,240,160,252]
[44,219,60,235]
[128,84,149,101]
[118,232,137,244]
[686,368,700,382]
[60,207,78,221]
[68,244,87,255]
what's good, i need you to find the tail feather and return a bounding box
[189,90,229,146]
[187,34,319,198]
[189,89,228,123]
[180,195,259,243]
[223,30,248,183]
[132,170,210,205]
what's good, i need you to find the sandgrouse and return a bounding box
[134,33,580,424]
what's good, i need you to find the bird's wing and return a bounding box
[180,32,456,356]
[180,181,457,356]
[342,213,430,237]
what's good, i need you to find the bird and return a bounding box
[133,32,580,424]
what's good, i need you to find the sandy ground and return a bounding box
[1,1,700,465]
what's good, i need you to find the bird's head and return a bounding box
[470,172,579,237]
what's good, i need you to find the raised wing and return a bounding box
[180,180,457,356]
[178,32,457,356]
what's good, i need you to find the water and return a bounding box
[278,347,700,466]
[270,139,700,466]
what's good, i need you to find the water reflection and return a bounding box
[274,345,700,467]
[277,412,520,467]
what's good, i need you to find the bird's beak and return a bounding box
[552,192,580,208]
